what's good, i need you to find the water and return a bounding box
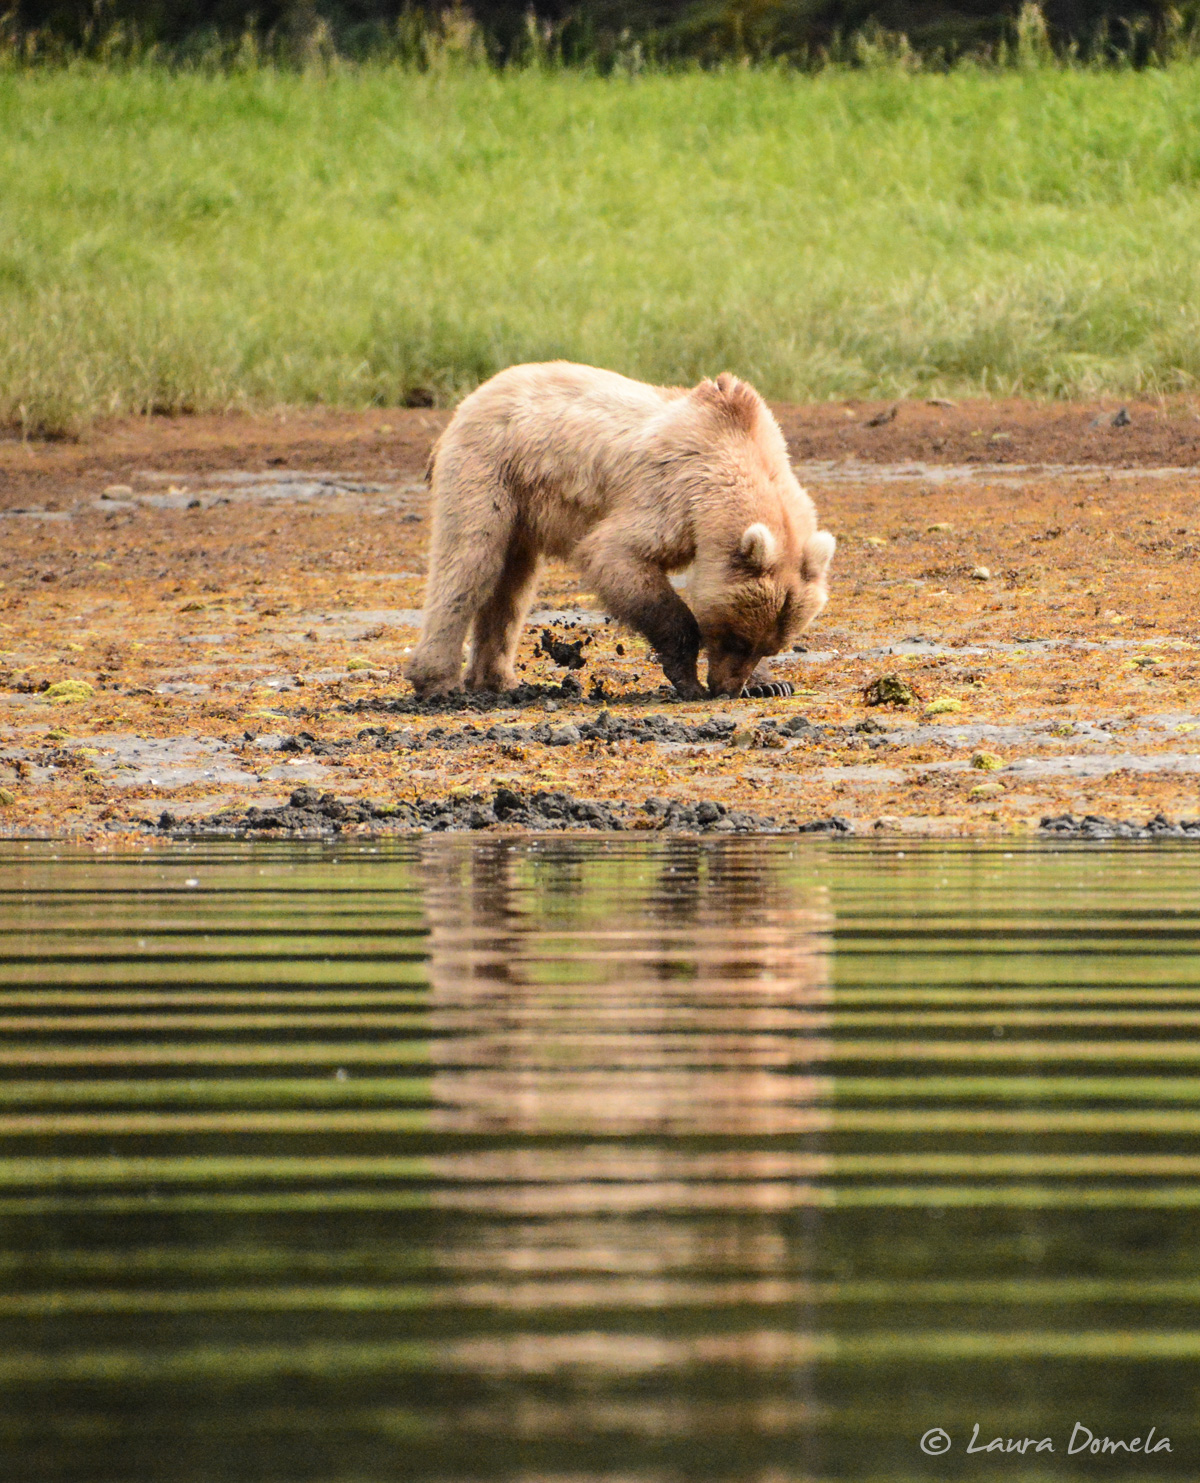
[2,837,1199,1481]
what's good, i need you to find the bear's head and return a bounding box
[695,523,836,697]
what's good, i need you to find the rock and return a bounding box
[969,782,1005,798]
[1111,407,1132,427]
[1041,812,1200,840]
[346,657,371,671]
[925,697,963,715]
[0,787,14,807]
[926,522,953,533]
[547,724,581,745]
[970,566,991,581]
[42,680,95,704]
[493,787,523,818]
[971,752,1004,771]
[863,674,919,707]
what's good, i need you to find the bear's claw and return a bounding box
[742,680,793,698]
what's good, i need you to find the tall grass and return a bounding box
[4,58,1200,432]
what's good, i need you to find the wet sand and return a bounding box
[1,397,1198,839]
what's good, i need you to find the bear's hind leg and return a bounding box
[465,537,541,693]
[407,469,516,697]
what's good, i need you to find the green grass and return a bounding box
[4,60,1200,431]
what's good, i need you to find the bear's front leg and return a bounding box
[576,541,705,700]
[625,592,706,701]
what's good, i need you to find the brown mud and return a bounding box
[2,396,1199,840]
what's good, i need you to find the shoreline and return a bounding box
[3,400,1199,845]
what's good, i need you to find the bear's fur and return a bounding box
[406,362,835,700]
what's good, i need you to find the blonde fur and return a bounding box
[739,522,778,571]
[407,362,835,699]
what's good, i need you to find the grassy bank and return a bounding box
[3,61,1200,432]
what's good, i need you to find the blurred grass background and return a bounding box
[4,53,1200,431]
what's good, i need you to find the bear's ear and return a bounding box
[802,530,836,582]
[738,522,778,572]
[694,373,760,431]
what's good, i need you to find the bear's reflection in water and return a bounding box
[417,837,832,1470]
[421,836,833,1138]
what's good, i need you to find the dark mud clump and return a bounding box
[155,786,853,837]
[537,629,589,669]
[338,674,738,715]
[281,712,826,757]
[339,674,808,717]
[1040,812,1200,840]
[364,710,741,752]
[276,732,350,757]
[342,677,589,715]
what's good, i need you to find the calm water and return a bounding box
[2,837,1200,1481]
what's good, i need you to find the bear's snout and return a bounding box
[705,648,762,697]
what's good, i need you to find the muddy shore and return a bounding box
[2,396,1199,840]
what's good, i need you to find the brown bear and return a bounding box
[406,362,835,700]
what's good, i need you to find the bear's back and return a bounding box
[441,363,680,508]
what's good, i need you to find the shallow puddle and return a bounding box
[2,838,1199,1479]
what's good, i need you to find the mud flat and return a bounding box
[1,398,1199,840]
